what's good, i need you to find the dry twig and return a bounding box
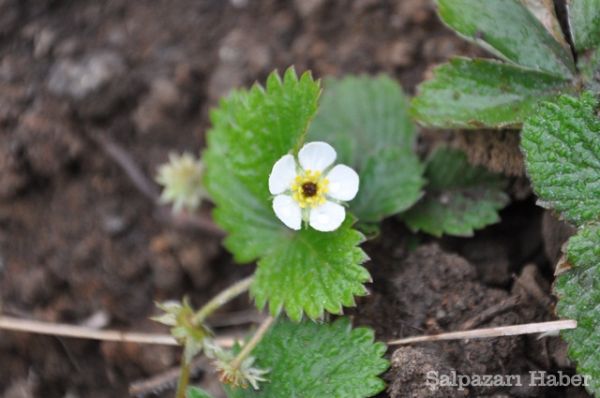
[387,319,577,346]
[0,315,234,347]
[460,295,521,330]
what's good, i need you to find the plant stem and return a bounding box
[175,355,191,398]
[171,276,253,397]
[230,316,275,370]
[193,276,254,325]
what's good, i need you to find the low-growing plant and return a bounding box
[412,0,600,395]
[154,65,516,397]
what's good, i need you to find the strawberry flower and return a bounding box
[268,141,359,232]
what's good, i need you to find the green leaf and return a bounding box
[555,223,600,395]
[225,318,389,398]
[411,58,573,129]
[205,68,321,262]
[187,387,215,398]
[252,217,370,321]
[567,0,600,51]
[204,68,371,321]
[307,76,425,222]
[521,92,600,226]
[401,147,509,237]
[437,0,575,77]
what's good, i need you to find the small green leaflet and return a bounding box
[436,0,575,77]
[401,147,509,237]
[308,76,425,222]
[555,224,600,396]
[204,68,371,321]
[252,217,369,321]
[521,92,600,226]
[225,318,389,398]
[411,58,572,129]
[567,0,600,51]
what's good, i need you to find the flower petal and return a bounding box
[326,164,360,201]
[309,201,345,232]
[273,194,302,230]
[268,154,297,195]
[298,141,336,172]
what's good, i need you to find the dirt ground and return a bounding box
[0,0,588,397]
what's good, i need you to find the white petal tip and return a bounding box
[298,141,337,172]
[326,164,359,202]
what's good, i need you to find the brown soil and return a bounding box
[0,1,584,397]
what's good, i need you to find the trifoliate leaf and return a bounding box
[567,0,600,51]
[401,147,509,237]
[554,224,600,395]
[521,92,600,226]
[411,58,573,129]
[437,0,575,77]
[225,318,389,398]
[308,76,425,222]
[187,387,215,398]
[204,68,371,321]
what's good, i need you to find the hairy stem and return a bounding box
[193,276,254,325]
[175,356,191,398]
[230,316,275,370]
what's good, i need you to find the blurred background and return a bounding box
[0,0,488,397]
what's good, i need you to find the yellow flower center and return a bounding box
[291,169,329,208]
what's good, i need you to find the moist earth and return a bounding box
[0,0,582,397]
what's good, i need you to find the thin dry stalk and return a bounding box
[0,315,234,347]
[387,319,577,346]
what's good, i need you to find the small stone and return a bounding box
[47,51,126,100]
[293,0,327,17]
[102,214,130,237]
[229,0,248,8]
[34,28,57,59]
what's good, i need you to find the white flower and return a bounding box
[268,141,359,232]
